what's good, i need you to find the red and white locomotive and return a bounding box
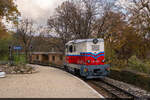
[64,38,110,79]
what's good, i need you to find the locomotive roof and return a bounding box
[66,39,104,45]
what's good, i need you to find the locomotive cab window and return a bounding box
[69,45,73,53]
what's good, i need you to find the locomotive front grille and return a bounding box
[94,69,101,73]
[93,69,102,76]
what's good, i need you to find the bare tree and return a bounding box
[31,26,61,52]
[127,0,150,40]
[125,0,150,58]
[67,0,97,39]
[47,1,76,53]
[16,19,35,63]
[92,0,120,38]
[47,0,99,53]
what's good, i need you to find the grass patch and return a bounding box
[0,53,26,65]
[128,55,150,74]
[0,55,9,61]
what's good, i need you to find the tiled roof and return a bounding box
[31,52,63,55]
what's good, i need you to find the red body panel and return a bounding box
[66,52,105,66]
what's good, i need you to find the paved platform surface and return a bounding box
[0,65,103,98]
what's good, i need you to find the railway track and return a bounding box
[32,64,150,99]
[88,79,135,99]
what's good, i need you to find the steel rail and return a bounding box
[100,79,139,98]
[90,80,135,99]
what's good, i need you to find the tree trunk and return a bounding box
[25,49,28,63]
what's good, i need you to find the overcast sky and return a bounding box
[15,0,129,25]
[16,0,66,25]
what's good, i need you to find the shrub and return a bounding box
[13,54,26,65]
[0,38,10,61]
[128,55,150,74]
[109,68,150,92]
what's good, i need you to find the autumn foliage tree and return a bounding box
[0,0,20,23]
[0,0,20,37]
[0,0,19,60]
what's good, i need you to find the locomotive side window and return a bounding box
[92,45,100,51]
[69,45,73,53]
[73,46,76,52]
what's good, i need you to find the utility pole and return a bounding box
[9,46,13,66]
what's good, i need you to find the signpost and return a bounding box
[14,46,22,56]
[9,46,23,65]
[13,46,22,64]
[13,46,22,50]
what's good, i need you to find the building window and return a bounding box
[36,55,39,60]
[60,56,63,61]
[52,56,55,61]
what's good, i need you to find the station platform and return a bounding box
[0,65,103,98]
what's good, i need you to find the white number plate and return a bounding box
[92,45,100,51]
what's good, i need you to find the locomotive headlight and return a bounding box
[87,60,91,63]
[102,59,105,63]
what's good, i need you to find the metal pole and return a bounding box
[9,46,13,66]
[29,46,32,64]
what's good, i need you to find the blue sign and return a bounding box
[14,46,22,50]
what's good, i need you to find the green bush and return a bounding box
[128,55,150,74]
[13,54,26,65]
[0,38,10,60]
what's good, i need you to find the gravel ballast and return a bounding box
[0,65,102,98]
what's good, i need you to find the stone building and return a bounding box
[31,52,65,66]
